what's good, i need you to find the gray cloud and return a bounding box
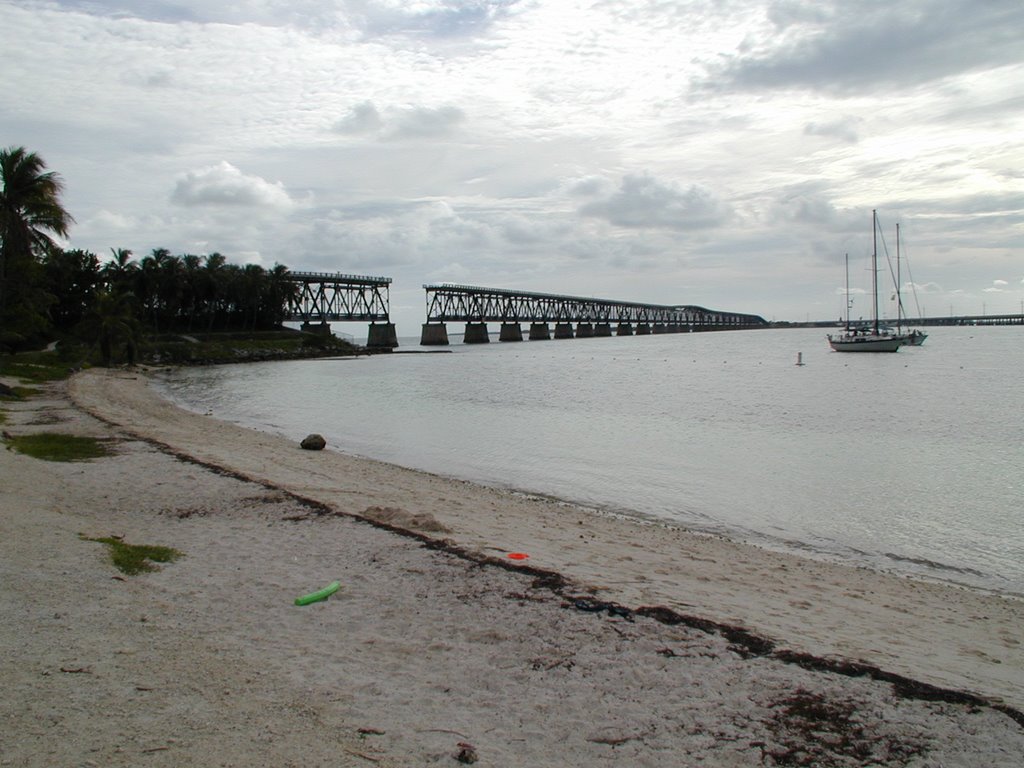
[44,0,517,38]
[334,101,384,135]
[333,103,466,140]
[354,0,519,39]
[385,105,467,139]
[699,0,1024,94]
[804,116,861,143]
[579,174,731,231]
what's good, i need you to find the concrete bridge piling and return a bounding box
[529,322,551,340]
[499,323,523,341]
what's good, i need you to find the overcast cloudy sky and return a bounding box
[3,0,1022,332]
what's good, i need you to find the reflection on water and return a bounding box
[157,326,1024,595]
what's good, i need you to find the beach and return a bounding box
[2,367,1023,766]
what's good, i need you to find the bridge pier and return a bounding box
[301,322,332,336]
[653,323,668,334]
[529,322,551,340]
[554,322,574,339]
[595,323,612,337]
[499,322,523,341]
[576,322,594,338]
[366,322,398,349]
[616,323,633,336]
[420,323,450,345]
[464,323,490,343]
[637,323,651,335]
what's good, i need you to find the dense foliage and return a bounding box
[1,146,303,360]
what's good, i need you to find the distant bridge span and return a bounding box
[421,283,767,344]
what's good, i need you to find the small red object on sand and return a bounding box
[507,552,529,560]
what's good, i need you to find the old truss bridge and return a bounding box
[420,283,767,344]
[283,271,397,348]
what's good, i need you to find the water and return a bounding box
[155,326,1024,596]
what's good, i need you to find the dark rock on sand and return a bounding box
[300,433,326,450]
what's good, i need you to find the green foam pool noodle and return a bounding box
[295,581,340,606]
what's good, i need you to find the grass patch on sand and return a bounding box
[0,353,75,384]
[82,535,184,575]
[5,432,113,461]
[1,385,41,399]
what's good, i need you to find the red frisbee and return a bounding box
[507,552,529,560]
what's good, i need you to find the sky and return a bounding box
[3,0,1022,334]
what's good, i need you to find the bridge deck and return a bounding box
[423,283,766,328]
[284,272,392,323]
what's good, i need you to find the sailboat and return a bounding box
[892,222,928,346]
[827,210,901,352]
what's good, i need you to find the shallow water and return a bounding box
[157,326,1024,595]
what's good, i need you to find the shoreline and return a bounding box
[4,367,1024,765]
[68,368,1023,710]
[153,362,1019,602]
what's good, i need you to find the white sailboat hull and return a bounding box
[896,330,928,346]
[827,333,901,352]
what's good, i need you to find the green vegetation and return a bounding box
[0,350,78,383]
[1,146,74,353]
[5,432,113,461]
[81,535,184,575]
[0,386,37,399]
[2,145,364,364]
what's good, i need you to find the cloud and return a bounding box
[334,101,384,135]
[354,0,518,39]
[384,105,467,139]
[804,116,862,143]
[171,162,296,209]
[579,174,730,231]
[332,102,466,140]
[566,175,614,198]
[698,0,1024,95]
[41,1,516,41]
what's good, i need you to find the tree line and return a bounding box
[1,146,301,360]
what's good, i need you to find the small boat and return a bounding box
[829,326,902,352]
[897,328,928,347]
[828,211,900,353]
[892,222,928,347]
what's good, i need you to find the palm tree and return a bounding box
[101,247,137,294]
[265,263,298,327]
[202,252,227,331]
[0,146,74,347]
[42,248,102,332]
[78,289,140,366]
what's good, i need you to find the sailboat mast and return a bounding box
[844,253,850,331]
[896,222,902,331]
[872,209,879,334]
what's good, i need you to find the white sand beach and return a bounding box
[2,366,1023,766]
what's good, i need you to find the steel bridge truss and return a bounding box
[284,272,392,323]
[423,284,766,329]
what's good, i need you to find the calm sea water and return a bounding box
[155,326,1024,596]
